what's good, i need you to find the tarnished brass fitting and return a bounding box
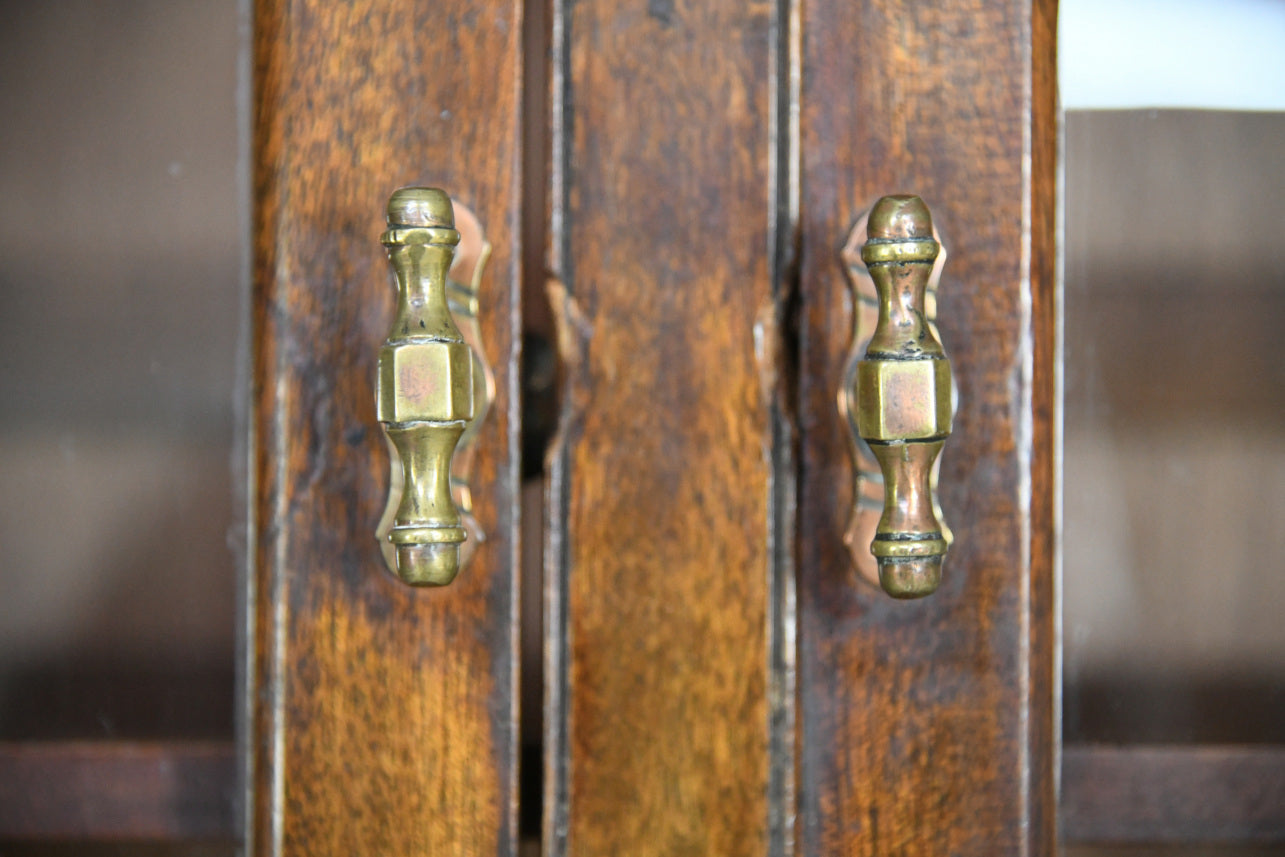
[376,188,476,586]
[856,195,954,598]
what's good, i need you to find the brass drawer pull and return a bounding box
[375,187,492,586]
[840,195,954,598]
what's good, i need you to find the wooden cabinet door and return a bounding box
[250,1,525,854]
[793,2,1058,854]
[251,0,1055,855]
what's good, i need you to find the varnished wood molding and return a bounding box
[7,742,1283,843]
[0,741,236,839]
[1062,745,1285,843]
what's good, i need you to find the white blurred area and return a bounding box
[1061,0,1285,110]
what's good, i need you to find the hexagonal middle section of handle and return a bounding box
[856,356,952,442]
[377,339,475,424]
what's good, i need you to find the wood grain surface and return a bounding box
[252,2,523,854]
[543,0,794,854]
[796,1,1059,855]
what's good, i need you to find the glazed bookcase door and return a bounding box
[9,0,1284,853]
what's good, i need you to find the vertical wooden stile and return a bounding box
[251,1,524,853]
[543,0,798,854]
[795,1,1059,855]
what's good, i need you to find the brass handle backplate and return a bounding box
[375,187,493,586]
[840,195,954,599]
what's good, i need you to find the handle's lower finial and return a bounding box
[376,187,476,586]
[854,195,954,599]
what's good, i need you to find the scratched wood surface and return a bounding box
[543,0,791,854]
[796,1,1058,855]
[252,2,522,854]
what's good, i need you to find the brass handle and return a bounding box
[375,187,483,586]
[841,195,954,599]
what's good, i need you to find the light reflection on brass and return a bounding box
[840,195,954,599]
[442,204,495,571]
[375,187,491,587]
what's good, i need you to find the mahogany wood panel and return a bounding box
[252,2,522,854]
[543,0,793,854]
[0,742,234,839]
[1062,746,1285,843]
[796,1,1059,855]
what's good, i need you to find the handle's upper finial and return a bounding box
[855,194,953,598]
[867,193,933,240]
[387,186,455,229]
[376,187,475,586]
